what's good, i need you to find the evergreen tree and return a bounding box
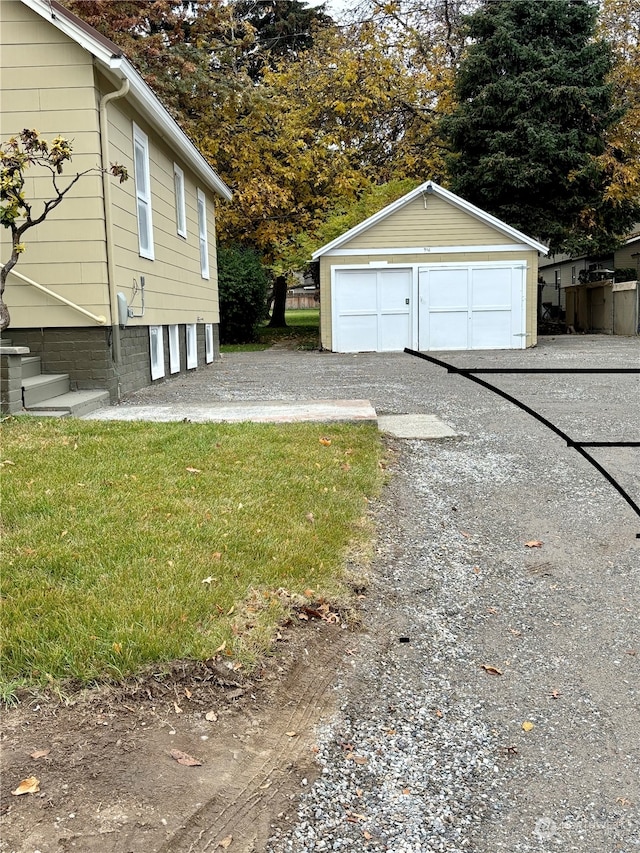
[441,0,640,254]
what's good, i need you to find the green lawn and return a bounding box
[0,417,382,697]
[221,308,320,353]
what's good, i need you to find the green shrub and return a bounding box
[217,245,269,343]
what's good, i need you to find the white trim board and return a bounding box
[324,244,535,257]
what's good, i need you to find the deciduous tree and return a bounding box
[0,130,127,332]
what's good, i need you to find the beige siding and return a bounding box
[344,194,517,250]
[0,0,108,328]
[615,240,640,276]
[106,95,220,325]
[319,249,539,350]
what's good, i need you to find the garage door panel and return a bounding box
[418,263,525,350]
[379,313,412,351]
[333,268,412,352]
[338,315,379,352]
[471,310,513,348]
[470,267,513,306]
[428,311,469,350]
[427,270,468,309]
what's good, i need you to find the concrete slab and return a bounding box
[378,414,458,440]
[82,399,377,424]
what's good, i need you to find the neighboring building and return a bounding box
[539,231,640,336]
[312,180,547,352]
[0,0,232,414]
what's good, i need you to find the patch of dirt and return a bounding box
[0,620,350,853]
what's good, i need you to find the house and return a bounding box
[539,231,640,335]
[312,180,547,353]
[0,0,232,414]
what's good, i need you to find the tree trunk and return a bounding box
[268,275,288,328]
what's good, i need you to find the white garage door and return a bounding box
[332,268,412,352]
[418,263,526,350]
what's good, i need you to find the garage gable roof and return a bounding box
[312,180,548,259]
[20,0,232,202]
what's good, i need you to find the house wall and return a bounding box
[344,194,513,249]
[319,249,540,351]
[104,82,220,328]
[615,239,640,276]
[0,0,109,327]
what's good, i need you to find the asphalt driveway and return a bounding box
[125,335,640,851]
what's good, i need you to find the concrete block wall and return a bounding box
[6,323,221,403]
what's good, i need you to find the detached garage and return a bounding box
[313,181,548,352]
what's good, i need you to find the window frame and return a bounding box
[186,323,198,369]
[149,325,165,380]
[205,323,214,363]
[197,188,210,280]
[173,163,187,238]
[133,124,154,260]
[168,324,180,374]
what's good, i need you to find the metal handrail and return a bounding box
[9,269,107,325]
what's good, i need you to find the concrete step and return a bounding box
[26,389,111,418]
[22,373,70,407]
[21,355,42,379]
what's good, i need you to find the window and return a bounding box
[186,323,197,369]
[149,325,165,380]
[168,324,180,374]
[205,323,214,363]
[133,124,154,259]
[197,188,209,279]
[174,164,187,238]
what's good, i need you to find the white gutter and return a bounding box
[99,75,130,371]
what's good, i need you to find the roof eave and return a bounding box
[20,0,232,202]
[312,180,548,259]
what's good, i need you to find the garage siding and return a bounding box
[320,250,539,351]
[344,194,511,250]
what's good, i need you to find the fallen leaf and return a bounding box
[298,612,309,621]
[170,749,202,766]
[549,689,562,699]
[226,606,234,616]
[30,749,50,760]
[112,642,122,654]
[201,576,215,584]
[363,829,373,840]
[259,780,272,789]
[218,835,233,848]
[522,721,535,732]
[60,529,68,538]
[285,731,298,737]
[184,688,192,699]
[346,753,368,764]
[306,512,315,523]
[524,540,543,548]
[186,467,201,474]
[214,640,226,654]
[212,552,222,560]
[625,649,637,656]
[319,437,332,446]
[304,588,315,598]
[435,709,443,718]
[402,787,411,794]
[174,702,183,714]
[480,664,503,676]
[205,711,218,722]
[12,777,40,795]
[460,530,471,538]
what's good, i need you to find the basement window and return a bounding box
[186,323,198,369]
[205,323,214,363]
[168,324,180,374]
[149,325,165,380]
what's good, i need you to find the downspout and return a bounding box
[99,74,130,384]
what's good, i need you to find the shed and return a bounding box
[312,181,547,352]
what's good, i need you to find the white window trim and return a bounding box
[205,323,214,363]
[149,325,165,380]
[186,323,198,369]
[133,123,154,260]
[168,324,180,374]
[174,163,187,238]
[197,188,210,280]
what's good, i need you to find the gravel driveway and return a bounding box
[124,335,640,852]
